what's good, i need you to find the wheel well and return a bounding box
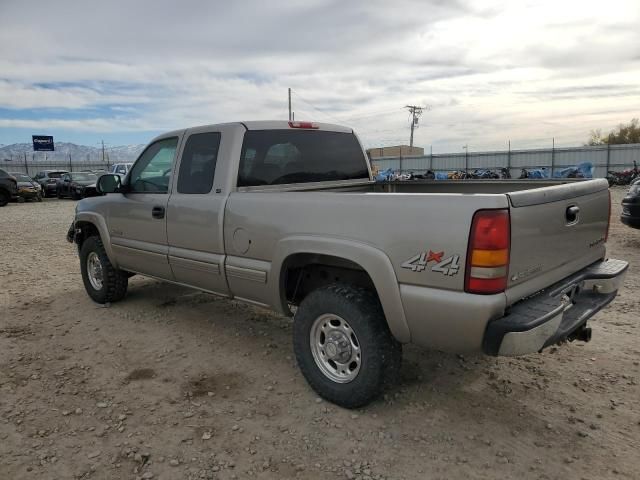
[281,253,377,312]
[74,221,100,248]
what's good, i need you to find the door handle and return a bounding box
[566,205,580,224]
[152,206,165,219]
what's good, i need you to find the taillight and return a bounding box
[465,209,510,294]
[288,121,319,129]
[605,189,611,242]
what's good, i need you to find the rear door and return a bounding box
[166,128,229,295]
[107,136,181,279]
[506,179,610,302]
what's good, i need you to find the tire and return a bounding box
[293,284,402,408]
[40,187,46,198]
[0,190,8,207]
[37,193,43,202]
[79,236,128,304]
[57,188,63,199]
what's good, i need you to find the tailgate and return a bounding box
[506,179,610,303]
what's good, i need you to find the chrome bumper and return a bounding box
[483,258,629,356]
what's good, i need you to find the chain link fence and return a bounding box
[370,143,640,179]
[0,159,113,177]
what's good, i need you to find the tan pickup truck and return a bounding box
[67,121,628,408]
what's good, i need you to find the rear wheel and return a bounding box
[0,190,9,207]
[80,236,128,303]
[293,284,402,408]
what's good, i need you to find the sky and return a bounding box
[0,0,639,152]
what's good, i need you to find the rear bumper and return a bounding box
[483,258,628,356]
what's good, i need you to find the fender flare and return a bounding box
[75,212,119,268]
[270,235,411,343]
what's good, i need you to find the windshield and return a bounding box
[238,130,368,187]
[71,173,97,181]
[14,174,33,182]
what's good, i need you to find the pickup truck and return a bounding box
[66,121,628,408]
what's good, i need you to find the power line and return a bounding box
[337,107,405,123]
[290,90,345,124]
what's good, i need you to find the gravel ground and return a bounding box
[0,187,639,480]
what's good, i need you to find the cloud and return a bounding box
[0,0,639,148]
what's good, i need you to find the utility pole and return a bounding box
[101,140,105,163]
[405,105,425,147]
[288,88,292,121]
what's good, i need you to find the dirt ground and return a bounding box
[0,187,638,480]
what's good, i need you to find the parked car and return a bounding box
[0,168,18,206]
[67,120,628,408]
[33,170,69,197]
[108,163,133,177]
[9,172,42,202]
[56,172,98,199]
[621,177,640,229]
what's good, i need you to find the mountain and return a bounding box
[0,142,146,163]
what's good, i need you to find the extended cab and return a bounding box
[67,121,628,408]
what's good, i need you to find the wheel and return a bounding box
[293,284,402,408]
[56,188,63,199]
[17,196,25,203]
[40,187,46,198]
[79,236,128,304]
[0,190,9,207]
[37,193,43,202]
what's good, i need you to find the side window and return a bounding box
[177,132,221,194]
[128,137,178,193]
[116,165,127,174]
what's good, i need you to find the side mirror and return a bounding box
[96,174,122,194]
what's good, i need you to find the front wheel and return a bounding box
[79,236,128,303]
[293,284,402,408]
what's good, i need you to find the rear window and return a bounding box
[48,172,65,178]
[238,130,368,187]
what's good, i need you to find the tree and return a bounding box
[587,118,640,145]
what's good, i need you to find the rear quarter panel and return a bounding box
[223,191,509,293]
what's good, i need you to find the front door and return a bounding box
[166,129,229,295]
[107,135,181,280]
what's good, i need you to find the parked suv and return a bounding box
[0,168,18,206]
[108,163,133,177]
[33,170,69,197]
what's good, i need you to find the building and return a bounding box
[366,145,424,158]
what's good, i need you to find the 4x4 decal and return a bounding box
[401,250,461,276]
